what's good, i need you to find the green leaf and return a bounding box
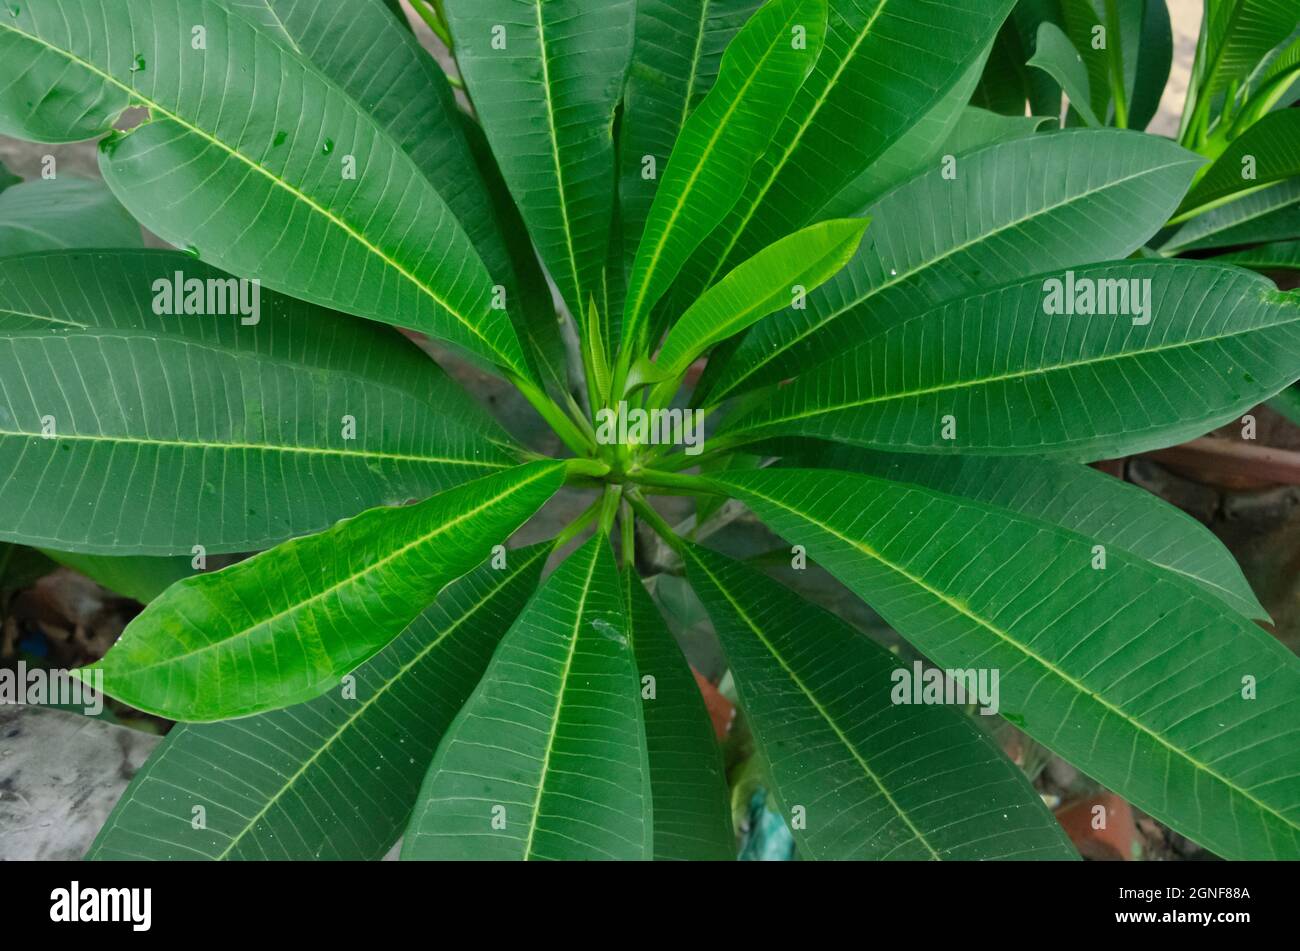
[79,461,565,721]
[0,0,528,377]
[403,535,652,860]
[811,51,994,221]
[41,550,196,604]
[443,0,634,322]
[670,0,1015,316]
[621,0,827,353]
[0,158,20,192]
[971,9,1057,118]
[619,0,763,280]
[1161,177,1300,252]
[1130,0,1173,130]
[1200,0,1300,103]
[225,0,561,386]
[0,249,513,554]
[702,130,1202,403]
[1027,21,1101,126]
[85,545,549,860]
[0,541,55,594]
[1177,110,1300,217]
[654,217,869,379]
[623,567,734,860]
[0,177,141,255]
[685,543,1077,860]
[711,466,1300,861]
[718,260,1300,460]
[1215,237,1300,270]
[779,443,1267,621]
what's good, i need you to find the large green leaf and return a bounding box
[85,545,549,860]
[669,0,1015,316]
[222,0,562,386]
[711,467,1300,861]
[1161,177,1300,252]
[623,568,734,860]
[702,130,1202,404]
[1178,110,1300,216]
[653,217,869,380]
[0,250,512,554]
[685,544,1077,860]
[79,461,566,721]
[443,0,634,325]
[778,443,1267,620]
[620,0,827,354]
[618,0,764,280]
[0,177,141,255]
[0,0,527,377]
[1130,0,1173,130]
[403,535,652,860]
[717,260,1300,460]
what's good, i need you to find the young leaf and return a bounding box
[619,0,764,279]
[443,0,635,322]
[777,443,1268,621]
[1027,22,1102,126]
[621,0,827,353]
[685,544,1077,860]
[78,461,566,721]
[654,217,869,380]
[1199,0,1300,103]
[702,130,1203,403]
[1160,177,1300,253]
[86,546,549,860]
[403,535,652,860]
[0,0,529,377]
[712,467,1300,861]
[718,261,1300,460]
[624,568,734,861]
[0,250,513,554]
[0,177,141,255]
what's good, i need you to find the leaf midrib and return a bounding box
[727,479,1300,841]
[521,541,602,860]
[726,285,1296,438]
[689,550,942,860]
[0,18,514,371]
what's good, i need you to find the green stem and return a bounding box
[565,457,612,482]
[512,372,594,457]
[625,490,684,555]
[619,502,636,569]
[628,466,716,495]
[597,484,623,535]
[1103,0,1128,129]
[411,0,454,48]
[551,497,602,550]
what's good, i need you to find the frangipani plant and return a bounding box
[0,0,1297,860]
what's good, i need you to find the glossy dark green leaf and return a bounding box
[0,177,141,255]
[779,443,1267,620]
[624,568,734,861]
[1215,238,1300,270]
[1129,0,1172,130]
[1161,177,1300,253]
[703,130,1202,403]
[712,466,1300,861]
[0,250,513,554]
[685,544,1076,860]
[0,0,528,376]
[85,545,549,860]
[1200,0,1300,103]
[1027,21,1101,126]
[718,261,1300,460]
[80,461,566,721]
[621,0,827,352]
[443,0,634,323]
[403,535,652,860]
